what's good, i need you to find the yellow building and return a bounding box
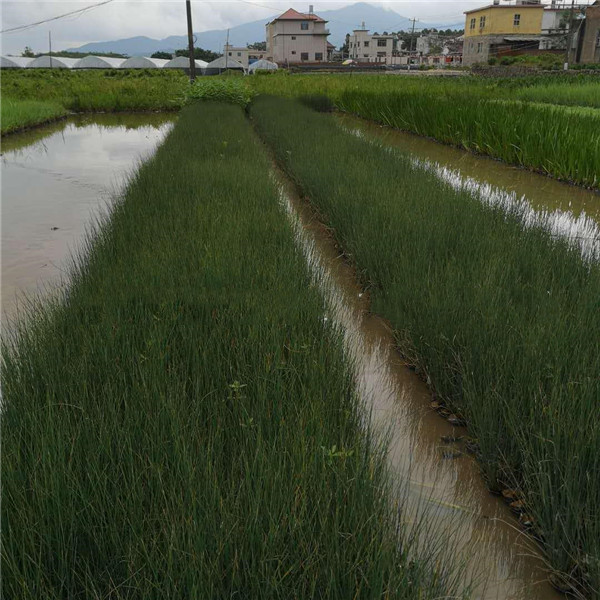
[463,1,544,65]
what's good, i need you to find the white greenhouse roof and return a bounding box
[205,56,245,70]
[1,56,34,68]
[27,56,78,68]
[163,56,208,69]
[248,59,278,72]
[73,55,125,69]
[120,56,169,68]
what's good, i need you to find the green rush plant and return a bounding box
[250,95,600,598]
[1,101,464,600]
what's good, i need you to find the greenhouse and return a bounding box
[163,56,208,70]
[73,56,125,69]
[119,57,169,69]
[1,56,34,68]
[26,56,78,68]
[248,59,278,73]
[204,56,245,75]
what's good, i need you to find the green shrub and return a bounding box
[186,77,254,107]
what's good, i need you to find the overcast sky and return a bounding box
[0,0,580,55]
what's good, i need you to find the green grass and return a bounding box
[250,95,600,598]
[246,73,600,188]
[1,98,67,134]
[2,69,188,114]
[1,101,463,599]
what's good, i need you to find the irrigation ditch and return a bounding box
[270,161,564,599]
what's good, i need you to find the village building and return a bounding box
[266,7,330,64]
[347,24,397,63]
[416,33,464,66]
[223,45,268,68]
[463,1,546,65]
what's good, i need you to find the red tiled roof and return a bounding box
[275,8,326,22]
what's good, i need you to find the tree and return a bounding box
[151,51,173,59]
[248,41,266,51]
[175,47,219,62]
[22,46,35,57]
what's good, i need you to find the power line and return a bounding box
[0,0,115,35]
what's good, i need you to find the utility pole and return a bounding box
[225,28,229,72]
[186,0,196,82]
[49,30,52,69]
[564,0,575,70]
[407,18,417,71]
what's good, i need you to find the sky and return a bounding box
[0,0,585,55]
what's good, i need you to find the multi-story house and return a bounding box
[266,7,330,64]
[463,0,545,65]
[348,24,396,63]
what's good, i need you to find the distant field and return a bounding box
[3,69,598,186]
[1,69,188,114]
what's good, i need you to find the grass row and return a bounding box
[1,98,68,135]
[250,96,600,597]
[247,74,600,188]
[1,101,461,599]
[2,69,189,115]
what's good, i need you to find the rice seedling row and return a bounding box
[250,95,600,598]
[1,101,461,599]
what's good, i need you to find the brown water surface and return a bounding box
[337,113,600,222]
[1,113,175,322]
[276,171,567,600]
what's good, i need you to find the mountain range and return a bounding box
[67,2,463,56]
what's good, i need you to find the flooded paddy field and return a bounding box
[1,113,175,320]
[3,90,598,599]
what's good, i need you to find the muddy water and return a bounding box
[275,172,566,600]
[1,113,175,322]
[337,113,600,223]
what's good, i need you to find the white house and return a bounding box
[266,7,330,64]
[348,24,397,63]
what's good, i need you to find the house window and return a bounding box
[364,41,369,47]
[377,39,387,47]
[357,41,361,47]
[301,52,309,60]
[228,52,232,56]
[596,29,600,47]
[514,14,521,26]
[315,52,323,60]
[470,18,476,30]
[479,16,486,29]
[364,54,369,57]
[469,41,474,51]
[477,41,483,53]
[291,50,296,54]
[301,21,309,30]
[291,36,296,40]
[237,52,241,56]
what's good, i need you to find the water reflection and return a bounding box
[1,114,175,321]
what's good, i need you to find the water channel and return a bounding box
[1,113,175,322]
